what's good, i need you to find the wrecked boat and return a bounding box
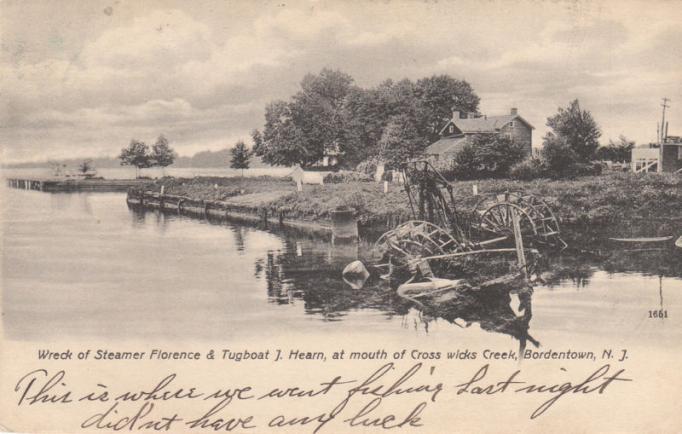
[342,160,566,348]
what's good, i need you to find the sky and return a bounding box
[1,0,681,164]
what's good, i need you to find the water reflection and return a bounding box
[49,192,94,215]
[5,188,680,344]
[132,205,682,347]
[254,226,537,344]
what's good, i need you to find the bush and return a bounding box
[510,158,546,180]
[454,135,527,179]
[323,171,373,184]
[429,157,458,180]
[356,156,382,177]
[541,135,581,178]
[572,162,604,177]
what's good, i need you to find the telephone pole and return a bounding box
[661,98,670,143]
[659,97,670,172]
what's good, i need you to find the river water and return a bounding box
[2,188,681,355]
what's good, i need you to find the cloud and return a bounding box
[1,1,682,162]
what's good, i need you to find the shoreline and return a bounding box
[126,172,682,243]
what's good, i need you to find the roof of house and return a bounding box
[439,114,535,135]
[426,136,469,156]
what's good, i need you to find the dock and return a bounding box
[6,178,150,192]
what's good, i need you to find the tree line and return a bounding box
[251,68,633,179]
[511,99,634,180]
[118,135,177,177]
[251,68,480,169]
[117,70,634,181]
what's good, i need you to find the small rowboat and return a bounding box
[608,236,673,243]
[676,236,682,249]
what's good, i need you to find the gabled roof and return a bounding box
[426,136,468,156]
[439,114,535,136]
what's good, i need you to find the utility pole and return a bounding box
[659,97,670,172]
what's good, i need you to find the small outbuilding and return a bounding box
[631,136,682,173]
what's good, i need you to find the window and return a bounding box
[678,146,682,160]
[449,125,455,134]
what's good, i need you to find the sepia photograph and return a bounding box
[1,0,681,432]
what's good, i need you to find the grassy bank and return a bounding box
[133,173,682,237]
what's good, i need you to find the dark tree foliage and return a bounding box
[415,75,480,142]
[150,134,177,168]
[118,139,152,178]
[541,134,581,178]
[255,100,310,167]
[230,140,252,173]
[251,129,264,156]
[253,69,353,168]
[454,134,527,179]
[546,99,601,162]
[255,69,480,168]
[342,84,393,167]
[78,159,94,174]
[596,135,634,163]
[378,114,428,167]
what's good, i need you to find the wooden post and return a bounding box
[383,181,388,193]
[511,208,527,279]
[472,184,478,196]
[331,206,358,244]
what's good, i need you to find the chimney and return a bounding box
[510,107,518,116]
[452,110,461,120]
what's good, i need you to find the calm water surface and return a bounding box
[2,188,681,351]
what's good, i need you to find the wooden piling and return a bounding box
[331,206,358,244]
[511,208,527,279]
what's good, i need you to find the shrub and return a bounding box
[510,158,546,180]
[541,135,581,178]
[356,156,382,177]
[453,135,527,179]
[323,171,373,184]
[429,157,458,180]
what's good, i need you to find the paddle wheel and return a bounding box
[472,191,565,247]
[374,160,565,271]
[375,220,470,266]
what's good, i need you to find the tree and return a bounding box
[78,159,95,174]
[596,135,634,163]
[251,129,264,156]
[150,134,177,175]
[378,114,428,167]
[540,134,580,178]
[255,69,354,168]
[341,76,480,167]
[341,85,391,167]
[546,99,601,162]
[255,70,481,168]
[454,134,527,179]
[415,75,480,142]
[255,100,310,167]
[118,139,152,178]
[230,140,251,177]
